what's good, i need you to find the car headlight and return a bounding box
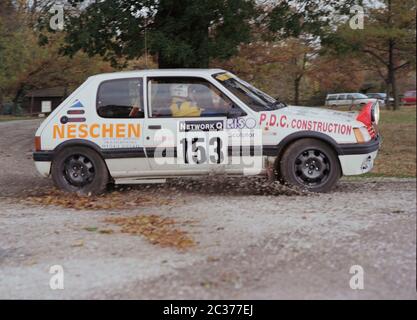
[371,103,380,125]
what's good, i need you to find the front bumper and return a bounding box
[338,135,380,155]
[338,136,381,175]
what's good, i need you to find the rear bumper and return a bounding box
[34,161,51,177]
[33,151,53,162]
[33,152,52,177]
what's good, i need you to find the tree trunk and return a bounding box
[13,84,25,115]
[0,87,3,113]
[388,39,399,110]
[385,82,391,110]
[294,77,301,105]
[391,69,399,110]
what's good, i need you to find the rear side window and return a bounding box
[97,78,144,118]
[327,95,337,100]
[338,95,346,100]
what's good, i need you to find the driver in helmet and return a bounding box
[170,83,202,117]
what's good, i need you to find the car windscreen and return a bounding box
[355,93,369,99]
[213,73,286,111]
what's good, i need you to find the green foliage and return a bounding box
[266,0,356,40]
[59,0,256,68]
[323,0,416,109]
[0,4,114,109]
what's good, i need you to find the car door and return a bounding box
[96,77,151,177]
[337,94,347,106]
[346,94,354,107]
[142,76,230,175]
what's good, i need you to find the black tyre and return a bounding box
[279,139,341,192]
[51,146,109,195]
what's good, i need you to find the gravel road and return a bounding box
[0,119,416,299]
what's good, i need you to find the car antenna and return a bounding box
[144,13,148,69]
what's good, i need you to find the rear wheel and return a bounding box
[279,139,341,192]
[51,146,109,195]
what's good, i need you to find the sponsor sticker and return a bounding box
[178,120,224,132]
[226,117,257,129]
[259,113,353,136]
[52,123,141,139]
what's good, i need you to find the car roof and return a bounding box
[88,68,227,81]
[327,93,363,95]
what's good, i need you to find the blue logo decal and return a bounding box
[70,100,84,108]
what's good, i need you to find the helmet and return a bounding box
[170,84,189,98]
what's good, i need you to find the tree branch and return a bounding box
[362,49,389,67]
[394,61,410,71]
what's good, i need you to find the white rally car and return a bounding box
[33,69,381,194]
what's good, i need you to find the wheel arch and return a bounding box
[54,139,104,156]
[274,131,343,170]
[52,139,112,179]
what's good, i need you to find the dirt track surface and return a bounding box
[0,119,416,299]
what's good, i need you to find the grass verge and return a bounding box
[0,115,36,122]
[369,106,416,177]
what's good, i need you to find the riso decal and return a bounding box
[259,113,353,135]
[179,120,224,132]
[226,117,257,129]
[52,123,141,139]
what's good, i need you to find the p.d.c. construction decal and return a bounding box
[260,113,352,135]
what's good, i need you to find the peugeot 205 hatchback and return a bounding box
[33,69,381,194]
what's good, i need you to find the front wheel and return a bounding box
[279,139,341,192]
[51,146,109,195]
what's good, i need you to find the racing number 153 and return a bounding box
[179,136,225,164]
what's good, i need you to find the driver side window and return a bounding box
[148,77,245,118]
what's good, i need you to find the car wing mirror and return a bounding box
[227,106,245,118]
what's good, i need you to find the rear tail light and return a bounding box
[35,136,41,151]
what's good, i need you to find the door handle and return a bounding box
[148,125,162,130]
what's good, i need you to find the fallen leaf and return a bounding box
[99,229,114,234]
[84,227,98,232]
[71,240,84,247]
[104,214,196,251]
